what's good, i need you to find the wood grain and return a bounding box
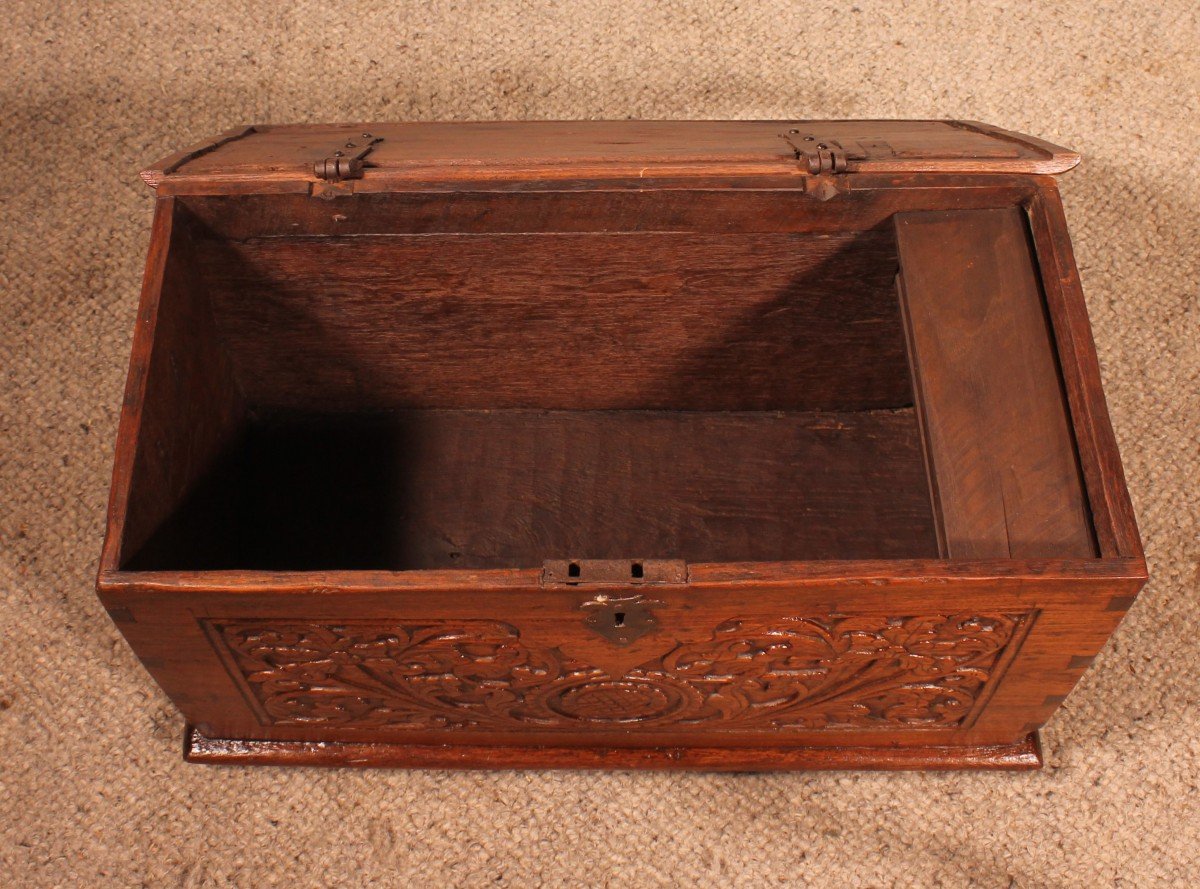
[125,408,938,570]
[1026,187,1145,561]
[197,229,909,412]
[177,180,1043,235]
[109,199,244,565]
[141,120,1079,191]
[896,207,1096,559]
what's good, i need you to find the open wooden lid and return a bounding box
[143,120,1078,192]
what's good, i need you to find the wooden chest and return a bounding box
[98,121,1146,770]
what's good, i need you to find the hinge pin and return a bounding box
[314,134,384,181]
[783,131,850,175]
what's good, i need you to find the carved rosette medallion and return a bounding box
[208,613,1025,733]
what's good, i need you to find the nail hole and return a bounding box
[568,562,581,578]
[613,612,626,627]
[631,562,644,578]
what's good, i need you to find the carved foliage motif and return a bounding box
[210,614,1023,732]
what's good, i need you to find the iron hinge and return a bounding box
[313,133,384,181]
[782,130,850,174]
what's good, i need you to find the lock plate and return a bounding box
[542,559,687,585]
[580,594,663,646]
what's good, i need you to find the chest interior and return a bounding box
[118,186,1096,572]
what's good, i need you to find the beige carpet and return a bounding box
[2,1,1198,885]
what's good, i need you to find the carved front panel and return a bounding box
[206,613,1028,733]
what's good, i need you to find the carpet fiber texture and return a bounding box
[2,2,1198,886]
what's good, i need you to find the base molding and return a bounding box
[183,726,1042,771]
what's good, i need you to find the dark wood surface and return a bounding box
[97,121,1146,770]
[103,199,244,568]
[196,228,909,412]
[125,408,938,571]
[1026,187,1145,561]
[895,207,1096,559]
[178,182,1044,238]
